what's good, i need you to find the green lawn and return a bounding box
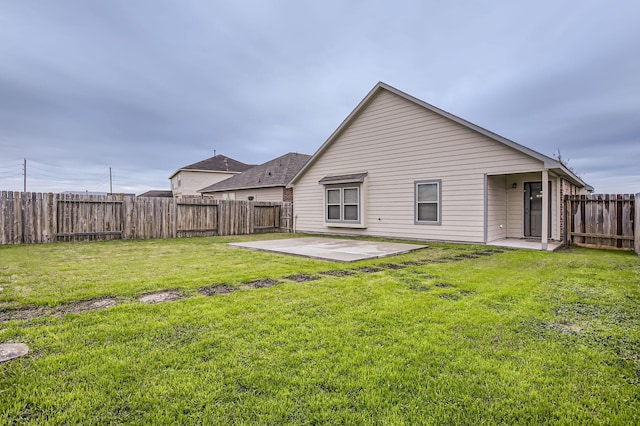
[1,234,639,424]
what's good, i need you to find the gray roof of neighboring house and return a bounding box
[199,152,311,193]
[169,154,253,179]
[138,190,173,197]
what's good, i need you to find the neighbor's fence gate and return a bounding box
[0,191,292,245]
[564,193,638,254]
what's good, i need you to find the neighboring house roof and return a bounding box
[289,82,592,190]
[169,154,253,179]
[199,152,311,193]
[138,190,173,197]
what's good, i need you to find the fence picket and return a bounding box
[565,193,635,251]
[0,192,292,245]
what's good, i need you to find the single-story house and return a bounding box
[169,154,254,197]
[198,152,310,202]
[288,82,592,250]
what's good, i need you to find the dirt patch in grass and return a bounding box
[434,282,455,288]
[0,306,52,322]
[400,261,421,266]
[199,284,236,296]
[409,284,430,292]
[478,249,504,255]
[438,293,461,300]
[139,291,183,304]
[2,297,121,322]
[455,254,480,259]
[285,274,320,283]
[246,279,281,289]
[320,270,356,277]
[551,321,582,334]
[58,297,120,315]
[380,264,406,270]
[358,267,383,273]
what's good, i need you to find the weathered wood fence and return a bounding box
[0,192,292,245]
[564,193,638,254]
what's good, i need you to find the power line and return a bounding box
[0,158,134,193]
[0,159,23,166]
[0,173,20,179]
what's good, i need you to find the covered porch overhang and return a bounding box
[485,169,563,251]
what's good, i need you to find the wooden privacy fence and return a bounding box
[564,193,639,254]
[0,192,292,245]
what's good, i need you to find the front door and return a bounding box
[524,182,551,238]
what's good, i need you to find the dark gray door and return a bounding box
[524,182,551,238]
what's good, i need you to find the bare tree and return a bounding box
[553,148,579,175]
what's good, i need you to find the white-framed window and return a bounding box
[415,180,441,224]
[326,186,360,223]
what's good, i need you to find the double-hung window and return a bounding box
[415,180,441,224]
[320,173,367,226]
[326,186,360,222]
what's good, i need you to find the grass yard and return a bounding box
[1,234,639,424]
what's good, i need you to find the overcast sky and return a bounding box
[1,0,638,194]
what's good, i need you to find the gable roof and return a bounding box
[169,154,253,179]
[137,190,173,198]
[289,82,592,190]
[199,152,311,193]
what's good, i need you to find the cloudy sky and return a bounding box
[1,0,638,194]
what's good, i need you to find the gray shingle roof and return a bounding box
[179,154,253,173]
[137,190,173,197]
[199,152,311,193]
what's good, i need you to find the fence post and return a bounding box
[13,192,22,244]
[171,197,177,238]
[635,193,639,255]
[0,191,7,244]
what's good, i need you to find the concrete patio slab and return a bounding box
[229,237,427,262]
[487,238,563,251]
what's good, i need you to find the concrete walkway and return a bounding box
[229,237,427,262]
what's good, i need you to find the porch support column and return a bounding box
[483,173,488,243]
[541,169,549,250]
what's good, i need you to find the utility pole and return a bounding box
[23,158,26,192]
[109,167,113,194]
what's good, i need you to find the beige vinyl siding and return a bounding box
[173,170,238,197]
[293,89,544,243]
[210,187,284,202]
[487,175,507,242]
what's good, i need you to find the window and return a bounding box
[326,186,360,222]
[319,173,367,227]
[415,180,441,224]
